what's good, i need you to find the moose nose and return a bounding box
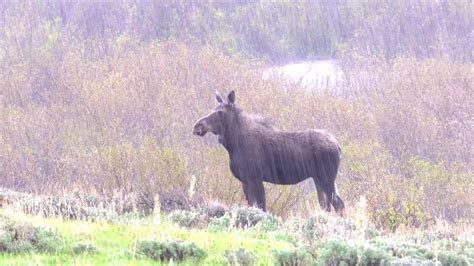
[193,123,204,136]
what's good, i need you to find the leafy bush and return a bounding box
[168,210,205,229]
[435,251,470,266]
[388,257,432,265]
[316,239,359,266]
[207,207,279,232]
[358,245,393,265]
[199,202,228,219]
[72,242,98,255]
[232,207,279,231]
[288,214,349,243]
[273,248,309,266]
[208,213,232,232]
[300,216,328,242]
[0,220,63,254]
[224,248,257,266]
[137,239,206,263]
[158,189,203,213]
[391,243,432,260]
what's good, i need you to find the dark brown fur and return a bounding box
[193,91,344,212]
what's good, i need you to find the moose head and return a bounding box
[193,91,236,137]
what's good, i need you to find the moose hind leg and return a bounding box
[328,182,345,213]
[313,177,331,212]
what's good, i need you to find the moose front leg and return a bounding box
[242,182,250,203]
[242,179,266,212]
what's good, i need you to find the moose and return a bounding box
[193,91,345,213]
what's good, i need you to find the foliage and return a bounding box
[316,239,359,265]
[272,248,309,266]
[168,209,204,229]
[224,248,257,266]
[0,219,63,254]
[208,213,232,233]
[232,207,279,231]
[300,215,331,242]
[136,239,206,263]
[0,1,470,62]
[72,242,98,255]
[199,202,228,219]
[0,208,472,264]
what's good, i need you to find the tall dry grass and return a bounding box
[0,1,472,228]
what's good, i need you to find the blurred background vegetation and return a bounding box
[0,0,472,229]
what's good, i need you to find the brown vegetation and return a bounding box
[0,1,472,229]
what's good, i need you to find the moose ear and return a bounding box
[227,90,235,104]
[215,91,224,103]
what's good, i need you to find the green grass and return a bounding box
[0,211,293,265]
[1,207,473,265]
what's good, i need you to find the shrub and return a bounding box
[316,239,359,266]
[72,242,98,255]
[232,207,279,231]
[388,257,432,265]
[168,210,204,229]
[0,220,63,254]
[358,245,393,265]
[300,215,330,242]
[137,239,206,263]
[435,251,470,266]
[273,248,309,266]
[365,226,381,239]
[158,190,203,213]
[208,213,232,232]
[391,243,432,260]
[199,202,228,219]
[224,248,257,266]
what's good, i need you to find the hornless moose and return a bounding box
[193,91,345,213]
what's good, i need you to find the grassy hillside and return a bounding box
[0,192,472,265]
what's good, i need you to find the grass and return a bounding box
[0,200,472,266]
[0,209,293,265]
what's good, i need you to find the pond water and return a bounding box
[263,60,344,88]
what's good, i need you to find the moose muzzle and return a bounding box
[193,122,208,136]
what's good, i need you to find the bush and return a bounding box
[199,202,228,219]
[290,214,345,243]
[388,257,432,265]
[72,242,98,254]
[168,210,205,229]
[232,207,279,231]
[358,245,393,265]
[158,189,204,214]
[300,216,327,242]
[137,239,206,263]
[391,243,432,260]
[316,239,359,266]
[273,248,309,266]
[208,213,232,232]
[436,251,470,266]
[0,220,63,254]
[224,248,257,266]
